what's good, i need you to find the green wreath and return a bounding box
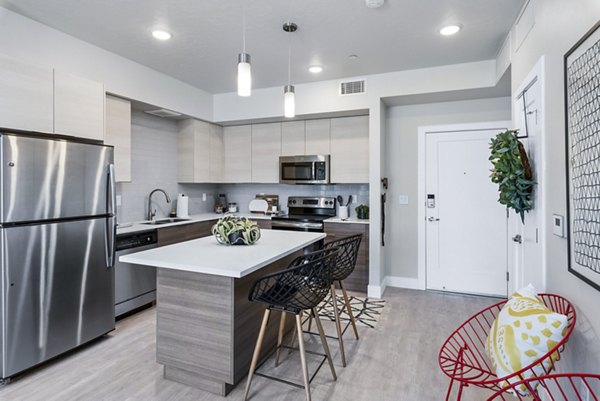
[489,130,535,223]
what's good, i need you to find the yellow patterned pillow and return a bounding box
[485,285,568,395]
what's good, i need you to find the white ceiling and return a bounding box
[0,0,525,94]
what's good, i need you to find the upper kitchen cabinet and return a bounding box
[252,123,281,183]
[105,95,131,182]
[178,119,224,183]
[281,121,305,156]
[54,70,104,141]
[0,54,54,133]
[305,119,331,155]
[330,116,369,183]
[224,124,252,183]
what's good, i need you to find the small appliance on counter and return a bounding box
[215,193,228,213]
[228,202,238,213]
[254,194,280,215]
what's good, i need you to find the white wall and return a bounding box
[508,0,600,372]
[384,97,512,283]
[0,8,213,121]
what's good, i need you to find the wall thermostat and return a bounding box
[427,194,435,208]
[552,214,566,238]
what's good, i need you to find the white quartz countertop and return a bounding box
[116,212,271,235]
[119,229,326,278]
[326,217,370,224]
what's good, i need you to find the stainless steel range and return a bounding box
[271,196,336,232]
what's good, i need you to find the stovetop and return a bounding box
[271,214,331,222]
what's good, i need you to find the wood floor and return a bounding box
[0,289,500,401]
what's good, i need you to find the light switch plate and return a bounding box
[116,195,122,207]
[399,195,409,205]
[202,193,207,201]
[552,214,565,237]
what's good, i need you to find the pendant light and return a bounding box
[237,4,251,97]
[283,22,297,118]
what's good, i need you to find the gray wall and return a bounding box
[384,97,512,279]
[116,111,217,223]
[509,0,600,373]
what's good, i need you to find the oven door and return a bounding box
[271,220,324,232]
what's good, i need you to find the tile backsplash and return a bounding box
[117,111,370,222]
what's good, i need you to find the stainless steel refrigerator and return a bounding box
[0,132,116,379]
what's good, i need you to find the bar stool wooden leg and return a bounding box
[288,310,299,356]
[295,314,312,401]
[311,308,337,381]
[275,312,286,367]
[243,309,271,401]
[330,284,347,367]
[339,280,359,340]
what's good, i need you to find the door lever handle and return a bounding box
[428,217,440,222]
[512,234,522,244]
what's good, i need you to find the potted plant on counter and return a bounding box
[355,204,369,219]
[212,216,261,245]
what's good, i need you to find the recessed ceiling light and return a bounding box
[309,65,323,73]
[152,30,172,40]
[348,54,359,60]
[440,25,462,36]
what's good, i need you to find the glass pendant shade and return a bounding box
[284,85,295,118]
[237,53,251,97]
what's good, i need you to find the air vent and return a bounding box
[144,109,182,118]
[340,80,366,95]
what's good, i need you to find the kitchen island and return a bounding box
[119,229,325,395]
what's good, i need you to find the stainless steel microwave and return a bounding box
[279,155,330,184]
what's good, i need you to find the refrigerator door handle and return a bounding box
[105,164,116,268]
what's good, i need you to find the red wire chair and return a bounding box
[438,294,577,401]
[486,373,600,401]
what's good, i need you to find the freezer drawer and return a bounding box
[0,218,115,378]
[1,133,113,223]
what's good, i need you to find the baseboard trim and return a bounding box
[368,283,386,299]
[382,276,425,293]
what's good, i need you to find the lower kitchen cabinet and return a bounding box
[157,220,217,247]
[324,222,369,293]
[253,219,272,230]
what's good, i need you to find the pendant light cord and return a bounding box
[287,27,292,85]
[242,3,246,52]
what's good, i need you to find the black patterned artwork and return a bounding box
[565,21,600,291]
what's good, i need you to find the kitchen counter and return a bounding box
[116,212,271,235]
[119,229,325,278]
[119,229,322,395]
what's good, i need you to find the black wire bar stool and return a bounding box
[287,234,363,367]
[243,248,341,401]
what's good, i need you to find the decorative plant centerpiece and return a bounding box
[489,129,535,223]
[355,204,369,219]
[212,215,261,245]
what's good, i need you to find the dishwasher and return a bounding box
[115,230,158,317]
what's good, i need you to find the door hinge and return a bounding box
[506,272,510,282]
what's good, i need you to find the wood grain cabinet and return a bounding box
[178,119,224,183]
[54,70,104,141]
[157,220,217,247]
[253,219,272,230]
[105,95,131,182]
[324,222,369,293]
[0,54,54,133]
[305,118,331,155]
[224,125,252,183]
[251,123,281,183]
[281,121,305,156]
[330,116,369,183]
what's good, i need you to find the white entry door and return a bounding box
[426,125,510,297]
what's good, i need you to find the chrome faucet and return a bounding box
[147,188,171,221]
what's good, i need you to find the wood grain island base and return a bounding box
[119,230,326,395]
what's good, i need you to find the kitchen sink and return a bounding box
[142,218,191,225]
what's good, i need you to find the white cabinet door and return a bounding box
[305,119,330,155]
[251,123,281,183]
[209,124,224,182]
[330,116,369,183]
[0,55,53,133]
[178,119,209,183]
[281,121,305,156]
[224,125,252,183]
[54,70,104,141]
[105,95,131,182]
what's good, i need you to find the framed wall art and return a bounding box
[565,20,600,291]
